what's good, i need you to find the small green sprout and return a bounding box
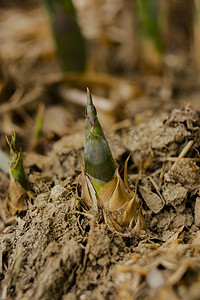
[6,133,28,215]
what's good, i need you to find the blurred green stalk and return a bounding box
[136,0,163,53]
[43,0,86,71]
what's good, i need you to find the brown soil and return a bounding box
[0,4,200,300]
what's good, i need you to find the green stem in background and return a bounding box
[84,89,116,196]
[43,0,86,72]
[6,133,27,190]
[136,0,163,53]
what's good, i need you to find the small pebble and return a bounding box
[146,268,165,289]
[51,185,66,201]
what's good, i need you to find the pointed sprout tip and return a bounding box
[87,88,93,105]
[86,89,96,120]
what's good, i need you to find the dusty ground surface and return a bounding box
[0,4,200,300]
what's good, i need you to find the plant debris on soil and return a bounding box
[0,3,200,300]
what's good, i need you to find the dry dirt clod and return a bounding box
[139,178,165,213]
[166,159,200,195]
[162,183,188,208]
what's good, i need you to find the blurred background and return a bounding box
[0,0,200,167]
